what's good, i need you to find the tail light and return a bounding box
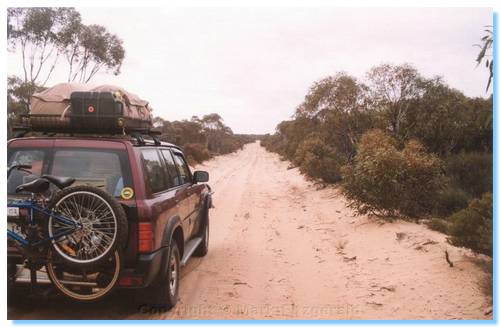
[138,222,154,253]
[118,275,143,287]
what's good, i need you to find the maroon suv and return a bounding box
[7,135,212,308]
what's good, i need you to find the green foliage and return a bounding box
[8,8,125,85]
[67,24,125,82]
[263,63,491,224]
[154,114,253,164]
[261,60,492,255]
[264,64,492,163]
[192,114,243,155]
[401,81,492,155]
[426,218,450,234]
[183,143,211,166]
[273,117,319,159]
[341,130,443,218]
[366,63,426,136]
[475,26,493,92]
[262,72,375,164]
[448,193,492,256]
[7,76,46,138]
[261,133,285,155]
[434,185,470,217]
[296,73,375,162]
[444,152,492,198]
[294,134,343,183]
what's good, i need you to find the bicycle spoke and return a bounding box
[51,190,118,264]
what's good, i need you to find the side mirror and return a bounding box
[193,170,209,183]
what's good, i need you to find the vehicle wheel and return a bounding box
[142,242,180,310]
[47,185,128,268]
[194,209,209,257]
[46,248,121,302]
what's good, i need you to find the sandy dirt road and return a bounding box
[9,142,491,320]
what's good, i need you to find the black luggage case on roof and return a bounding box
[70,91,152,133]
[70,92,123,132]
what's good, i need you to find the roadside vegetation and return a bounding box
[153,114,257,165]
[261,63,492,257]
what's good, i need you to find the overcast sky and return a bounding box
[7,7,492,134]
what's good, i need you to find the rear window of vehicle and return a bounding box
[141,149,168,194]
[160,149,181,188]
[8,148,132,197]
[172,152,192,185]
[7,149,47,195]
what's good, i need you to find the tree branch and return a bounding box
[21,39,28,83]
[41,53,59,86]
[85,62,104,82]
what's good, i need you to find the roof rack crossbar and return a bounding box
[149,134,161,146]
[130,132,146,145]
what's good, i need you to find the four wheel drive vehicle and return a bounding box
[7,134,212,308]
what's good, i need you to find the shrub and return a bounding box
[426,218,450,234]
[342,129,443,218]
[182,143,211,165]
[294,134,343,183]
[445,152,492,198]
[448,193,492,256]
[261,134,285,155]
[434,185,470,217]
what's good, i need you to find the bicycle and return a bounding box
[7,164,127,301]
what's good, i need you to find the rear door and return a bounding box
[171,150,201,239]
[140,148,180,250]
[159,149,192,238]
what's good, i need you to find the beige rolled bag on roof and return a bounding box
[30,83,91,131]
[89,84,152,121]
[29,83,153,132]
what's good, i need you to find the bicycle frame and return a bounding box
[7,199,82,248]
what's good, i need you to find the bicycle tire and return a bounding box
[47,185,127,268]
[46,248,121,302]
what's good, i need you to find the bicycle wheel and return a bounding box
[47,185,127,268]
[46,248,121,302]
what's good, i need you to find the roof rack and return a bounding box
[125,127,161,146]
[12,125,32,138]
[11,125,165,147]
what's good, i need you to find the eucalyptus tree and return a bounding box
[8,7,125,85]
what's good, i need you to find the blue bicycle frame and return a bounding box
[7,199,82,248]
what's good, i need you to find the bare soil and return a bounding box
[8,142,492,320]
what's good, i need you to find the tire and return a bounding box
[194,208,209,257]
[141,241,180,310]
[47,185,128,268]
[46,248,121,302]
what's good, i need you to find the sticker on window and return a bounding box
[120,187,134,200]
